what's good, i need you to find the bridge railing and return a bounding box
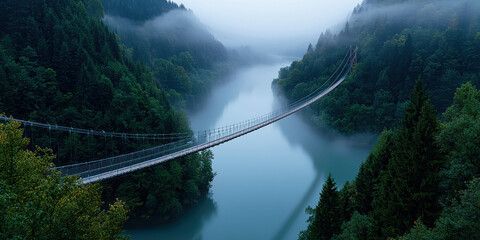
[56,138,195,178]
[51,46,358,181]
[56,107,289,179]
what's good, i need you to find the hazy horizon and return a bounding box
[176,0,362,56]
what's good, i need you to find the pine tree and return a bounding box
[301,173,342,240]
[355,130,394,215]
[373,78,444,237]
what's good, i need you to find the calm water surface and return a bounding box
[127,60,375,239]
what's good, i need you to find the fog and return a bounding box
[352,0,480,25]
[104,9,216,45]
[176,0,362,56]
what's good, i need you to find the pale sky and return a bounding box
[176,0,362,55]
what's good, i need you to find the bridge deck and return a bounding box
[80,74,347,184]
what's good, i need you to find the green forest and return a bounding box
[101,0,229,109]
[290,0,480,239]
[2,0,480,238]
[300,80,480,240]
[273,0,480,133]
[1,121,129,239]
[0,0,216,236]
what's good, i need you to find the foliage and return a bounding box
[102,150,215,221]
[295,0,480,237]
[372,79,444,237]
[300,173,342,240]
[399,178,480,240]
[332,212,373,240]
[299,80,480,239]
[101,0,183,22]
[437,82,480,204]
[0,0,215,222]
[274,0,480,133]
[354,130,393,215]
[101,0,229,109]
[0,120,128,239]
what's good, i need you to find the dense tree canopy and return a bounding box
[300,174,342,240]
[0,120,129,239]
[273,0,480,133]
[295,1,480,237]
[0,0,215,223]
[437,82,480,204]
[300,82,480,239]
[101,0,183,22]
[101,0,229,109]
[372,79,444,237]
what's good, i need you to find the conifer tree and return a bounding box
[301,173,342,240]
[373,78,444,237]
[355,130,394,215]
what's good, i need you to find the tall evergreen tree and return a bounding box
[373,78,444,237]
[300,173,342,240]
[355,130,394,215]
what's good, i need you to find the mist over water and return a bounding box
[127,60,375,239]
[126,1,376,239]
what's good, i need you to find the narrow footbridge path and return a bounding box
[5,47,357,184]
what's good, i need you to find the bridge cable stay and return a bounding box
[52,47,358,183]
[0,116,193,140]
[284,48,351,110]
[196,48,356,141]
[1,47,357,183]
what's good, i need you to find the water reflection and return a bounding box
[272,174,322,240]
[189,66,258,131]
[273,95,377,183]
[270,94,377,239]
[127,196,217,239]
[128,61,375,239]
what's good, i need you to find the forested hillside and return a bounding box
[292,0,480,239]
[101,0,183,21]
[300,80,480,240]
[101,0,229,109]
[0,121,129,239]
[0,0,214,225]
[273,0,480,133]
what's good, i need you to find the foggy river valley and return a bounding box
[5,0,480,239]
[127,60,375,239]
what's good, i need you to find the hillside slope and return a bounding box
[273,0,480,133]
[101,0,229,109]
[0,0,214,222]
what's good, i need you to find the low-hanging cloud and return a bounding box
[176,0,363,56]
[350,0,480,28]
[104,9,217,45]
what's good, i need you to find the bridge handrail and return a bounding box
[7,46,358,183]
[0,116,193,140]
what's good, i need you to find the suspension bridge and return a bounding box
[3,47,357,184]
